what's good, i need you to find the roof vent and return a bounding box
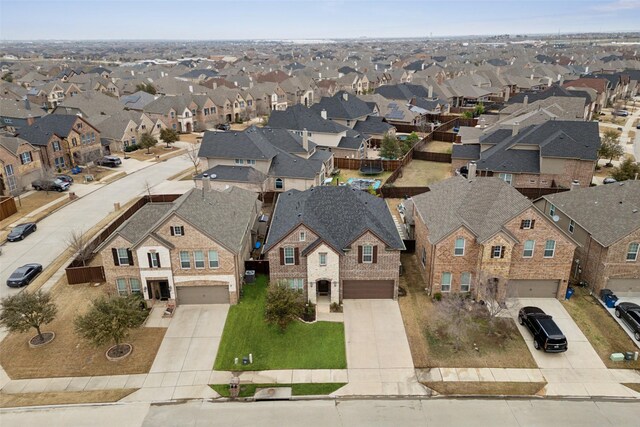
[633,209,638,213]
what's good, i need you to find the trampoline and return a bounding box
[359,159,384,176]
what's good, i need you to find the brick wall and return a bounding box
[599,227,640,291]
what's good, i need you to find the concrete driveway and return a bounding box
[512,298,605,370]
[150,304,229,373]
[337,300,426,396]
[604,296,640,349]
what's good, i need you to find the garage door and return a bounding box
[176,286,229,305]
[343,280,395,299]
[607,279,640,297]
[512,280,559,298]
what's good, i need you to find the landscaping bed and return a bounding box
[392,160,451,187]
[562,288,640,369]
[214,276,346,371]
[210,383,346,398]
[424,381,545,396]
[398,254,536,369]
[0,389,136,408]
[125,145,182,162]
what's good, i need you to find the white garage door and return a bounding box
[607,279,640,297]
[512,280,559,298]
[176,286,230,305]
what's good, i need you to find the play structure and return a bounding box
[359,159,384,176]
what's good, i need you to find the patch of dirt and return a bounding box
[424,381,546,396]
[0,389,136,408]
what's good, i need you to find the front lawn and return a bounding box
[210,382,346,398]
[214,276,346,371]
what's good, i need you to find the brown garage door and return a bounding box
[176,286,229,305]
[342,280,395,299]
[512,280,559,298]
[607,279,640,297]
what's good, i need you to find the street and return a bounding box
[0,155,192,299]
[1,398,639,427]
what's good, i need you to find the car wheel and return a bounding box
[533,340,540,350]
[56,188,63,192]
[34,186,41,191]
[635,332,640,342]
[518,316,524,325]
[615,309,621,318]
[33,225,37,231]
[20,235,24,241]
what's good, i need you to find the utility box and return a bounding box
[244,270,256,284]
[610,353,625,362]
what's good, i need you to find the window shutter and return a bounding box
[358,245,363,263]
[373,245,378,263]
[170,227,174,236]
[279,248,284,265]
[147,253,152,268]
[294,248,300,265]
[112,248,119,266]
[157,255,161,268]
[500,246,506,259]
[530,220,535,229]
[520,220,524,229]
[180,226,185,235]
[127,249,134,266]
[28,152,32,162]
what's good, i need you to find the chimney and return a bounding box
[189,85,193,93]
[302,128,309,151]
[318,72,322,79]
[523,95,528,106]
[504,88,510,102]
[421,63,425,71]
[375,64,378,70]
[585,66,589,74]
[342,92,348,101]
[468,161,477,179]
[570,179,580,190]
[202,173,210,192]
[428,85,433,98]
[512,122,520,136]
[24,97,31,110]
[559,75,564,86]
[530,73,534,80]
[321,109,327,120]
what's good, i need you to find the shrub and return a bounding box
[264,281,304,331]
[330,302,343,313]
[433,292,442,301]
[124,143,139,152]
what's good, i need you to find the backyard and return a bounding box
[392,160,452,187]
[398,254,536,369]
[422,140,453,154]
[214,276,346,371]
[332,168,392,186]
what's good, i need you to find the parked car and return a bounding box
[636,123,640,129]
[96,156,122,167]
[615,302,640,341]
[518,306,568,352]
[614,110,629,117]
[216,123,231,131]
[32,178,70,192]
[6,263,43,288]
[7,222,37,242]
[603,177,618,184]
[54,174,74,184]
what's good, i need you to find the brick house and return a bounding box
[16,114,102,170]
[452,121,600,190]
[0,134,43,196]
[262,186,405,304]
[412,176,576,300]
[534,181,640,296]
[95,187,262,306]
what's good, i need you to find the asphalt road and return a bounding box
[1,398,639,427]
[0,156,191,299]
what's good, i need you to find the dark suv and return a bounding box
[96,156,122,167]
[32,178,70,192]
[518,306,568,353]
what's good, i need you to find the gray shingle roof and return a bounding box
[542,181,640,247]
[451,144,481,160]
[0,135,31,156]
[263,186,405,253]
[412,176,533,244]
[118,203,174,244]
[16,115,80,146]
[310,91,373,120]
[198,126,279,160]
[352,116,395,135]
[268,104,348,134]
[196,165,267,183]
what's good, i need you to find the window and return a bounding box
[362,245,373,263]
[627,242,639,261]
[319,252,327,266]
[284,247,295,265]
[130,278,141,294]
[441,272,452,292]
[235,159,244,165]
[523,240,535,258]
[461,272,471,292]
[172,124,177,130]
[117,248,130,265]
[498,173,513,185]
[568,220,575,234]
[521,219,535,229]
[549,204,556,217]
[171,226,184,236]
[180,251,191,269]
[246,159,256,165]
[194,251,205,269]
[71,137,77,147]
[491,246,502,258]
[454,238,465,256]
[275,178,283,189]
[421,247,426,267]
[116,279,128,296]
[288,278,304,290]
[54,157,65,168]
[544,240,556,258]
[90,132,95,143]
[148,252,160,268]
[299,231,306,242]
[4,164,16,191]
[53,141,61,152]
[208,251,219,268]
[170,112,175,118]
[19,152,32,165]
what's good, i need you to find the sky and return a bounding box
[1,0,639,40]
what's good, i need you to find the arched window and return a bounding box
[275,178,283,190]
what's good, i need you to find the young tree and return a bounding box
[611,157,640,181]
[159,128,179,148]
[74,295,148,358]
[461,111,474,119]
[474,273,518,333]
[264,281,304,331]
[432,294,478,351]
[183,142,201,176]
[65,229,96,267]
[607,142,625,164]
[139,132,158,154]
[380,133,401,160]
[0,291,58,344]
[473,102,485,116]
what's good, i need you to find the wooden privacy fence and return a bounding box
[0,196,17,221]
[66,265,106,285]
[245,260,269,275]
[378,186,430,198]
[334,157,401,171]
[413,151,452,163]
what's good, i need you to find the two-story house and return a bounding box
[95,186,262,305]
[412,176,576,300]
[534,182,640,296]
[262,186,405,304]
[310,91,376,129]
[0,134,43,196]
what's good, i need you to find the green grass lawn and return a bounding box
[210,383,346,398]
[213,276,346,371]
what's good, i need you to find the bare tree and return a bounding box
[433,295,478,351]
[474,271,519,333]
[65,229,96,266]
[183,143,201,177]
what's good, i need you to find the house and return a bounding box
[143,95,200,133]
[0,98,44,131]
[16,114,102,170]
[120,91,157,111]
[27,82,82,110]
[0,134,43,196]
[534,182,640,296]
[93,110,164,153]
[95,186,262,305]
[262,186,405,304]
[412,176,577,300]
[51,90,125,121]
[310,91,376,129]
[197,126,333,193]
[562,78,609,113]
[451,121,600,189]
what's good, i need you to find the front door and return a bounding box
[159,281,171,300]
[317,280,330,296]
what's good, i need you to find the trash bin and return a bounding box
[244,270,255,284]
[600,288,613,301]
[605,293,619,308]
[625,352,635,361]
[565,287,575,300]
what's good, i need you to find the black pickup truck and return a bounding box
[518,306,568,353]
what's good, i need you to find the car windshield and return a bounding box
[10,269,27,278]
[54,178,65,185]
[12,225,26,232]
